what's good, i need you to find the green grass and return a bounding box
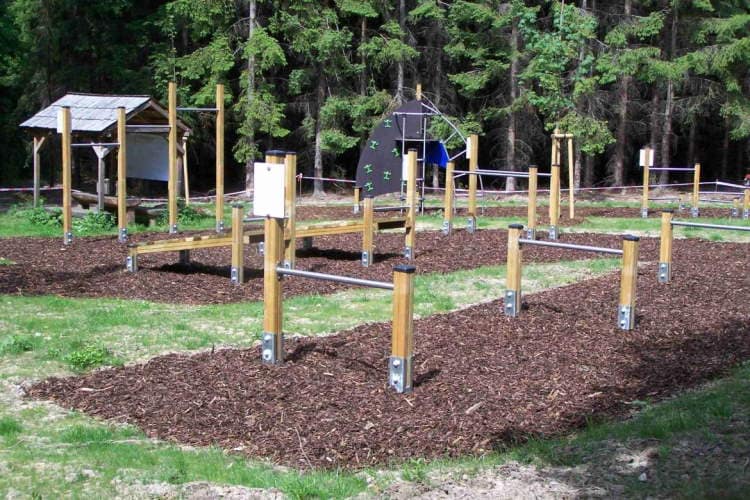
[0,257,15,265]
[574,216,750,241]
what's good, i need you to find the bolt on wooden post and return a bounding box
[526,166,538,240]
[405,149,417,260]
[215,83,225,232]
[389,264,416,393]
[230,203,244,284]
[467,134,478,233]
[618,235,640,330]
[283,152,297,268]
[504,224,523,317]
[691,163,700,218]
[61,106,73,245]
[442,161,455,235]
[362,197,374,266]
[117,107,128,242]
[658,211,674,283]
[168,81,178,233]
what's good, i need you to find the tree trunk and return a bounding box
[721,116,730,179]
[396,0,406,103]
[360,17,367,96]
[687,119,696,167]
[506,12,519,192]
[650,90,661,168]
[313,79,325,196]
[660,5,678,184]
[244,0,257,194]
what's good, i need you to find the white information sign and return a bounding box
[639,147,654,167]
[253,162,285,218]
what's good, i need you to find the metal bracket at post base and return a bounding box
[258,242,264,256]
[230,267,240,285]
[282,260,293,270]
[525,228,536,240]
[169,224,178,234]
[641,208,648,219]
[261,332,283,365]
[353,204,360,215]
[658,262,671,284]
[216,220,225,233]
[63,232,73,245]
[404,246,413,261]
[618,305,634,330]
[118,227,128,243]
[744,209,749,220]
[388,356,413,394]
[361,251,372,267]
[441,220,451,236]
[731,207,739,218]
[504,290,520,317]
[466,217,476,234]
[690,207,699,218]
[548,226,559,241]
[126,255,136,272]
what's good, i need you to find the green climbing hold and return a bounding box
[369,140,379,150]
[364,181,374,192]
[364,164,373,174]
[383,119,392,128]
[383,170,392,180]
[392,148,400,157]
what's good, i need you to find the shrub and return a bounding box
[0,335,35,354]
[10,204,62,227]
[73,211,115,235]
[66,345,114,371]
[156,202,210,226]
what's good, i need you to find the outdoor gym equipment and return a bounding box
[657,210,750,283]
[639,146,701,218]
[505,224,640,330]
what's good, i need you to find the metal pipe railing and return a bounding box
[518,239,624,255]
[672,221,750,232]
[275,267,394,290]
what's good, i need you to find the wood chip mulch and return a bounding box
[28,241,749,469]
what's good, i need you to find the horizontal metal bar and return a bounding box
[645,167,695,172]
[126,124,171,129]
[518,239,624,255]
[71,142,120,148]
[374,205,408,212]
[453,169,551,178]
[176,107,218,112]
[276,267,394,290]
[671,221,750,232]
[715,181,749,190]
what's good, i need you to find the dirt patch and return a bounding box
[28,242,750,468]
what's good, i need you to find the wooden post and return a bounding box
[691,163,700,217]
[362,197,374,266]
[261,214,284,365]
[641,148,651,218]
[658,210,673,283]
[182,135,190,205]
[567,136,575,219]
[526,166,538,239]
[216,84,225,232]
[389,264,416,393]
[230,203,244,284]
[405,148,417,260]
[353,186,361,214]
[505,224,523,317]
[744,188,750,219]
[416,83,422,101]
[61,107,73,245]
[126,244,138,272]
[117,107,128,242]
[33,136,45,207]
[549,165,560,240]
[467,133,478,232]
[442,161,455,235]
[168,81,178,233]
[618,235,640,330]
[283,152,297,268]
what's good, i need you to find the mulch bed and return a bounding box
[28,240,749,469]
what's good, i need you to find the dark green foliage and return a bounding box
[73,211,116,235]
[66,345,116,371]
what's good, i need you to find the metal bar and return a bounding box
[645,167,695,172]
[671,221,750,232]
[518,238,624,255]
[176,107,219,112]
[453,169,551,178]
[276,267,394,290]
[71,142,120,148]
[715,181,748,190]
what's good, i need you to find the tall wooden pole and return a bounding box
[505,224,523,317]
[261,151,285,365]
[362,197,374,266]
[442,161,455,235]
[658,210,673,283]
[567,136,575,219]
[230,203,244,284]
[283,152,297,268]
[527,166,538,240]
[33,136,45,207]
[549,164,560,240]
[61,107,73,245]
[389,264,416,393]
[416,83,422,101]
[641,147,651,218]
[182,135,190,205]
[168,82,178,233]
[216,84,225,232]
[405,148,417,260]
[691,162,700,217]
[353,186,361,214]
[117,107,128,242]
[467,134,478,232]
[618,235,640,330]
[744,188,750,219]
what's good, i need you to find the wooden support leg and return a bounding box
[231,204,244,284]
[732,198,740,218]
[362,197,374,266]
[658,211,674,283]
[618,235,640,330]
[442,161,455,235]
[549,165,560,240]
[117,107,128,242]
[389,264,416,393]
[467,134,479,233]
[283,152,297,268]
[567,137,575,219]
[61,106,73,245]
[261,216,284,364]
[168,81,178,233]
[405,149,417,260]
[642,164,650,218]
[691,163,700,218]
[527,166,538,240]
[216,84,225,233]
[743,189,749,219]
[126,245,138,272]
[505,224,523,317]
[353,187,361,214]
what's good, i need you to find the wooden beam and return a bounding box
[362,197,374,266]
[283,152,297,268]
[182,135,190,206]
[467,134,478,232]
[262,215,284,365]
[416,83,422,101]
[33,136,46,207]
[692,163,700,217]
[567,135,575,219]
[168,81,178,233]
[658,211,673,283]
[442,161,454,235]
[549,165,560,240]
[61,107,72,245]
[405,148,417,260]
[216,84,225,232]
[618,235,640,330]
[504,224,523,317]
[527,166,538,240]
[231,204,244,284]
[389,264,416,393]
[117,107,128,242]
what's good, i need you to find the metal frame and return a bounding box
[275,267,394,290]
[517,239,624,255]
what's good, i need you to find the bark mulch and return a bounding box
[28,242,749,469]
